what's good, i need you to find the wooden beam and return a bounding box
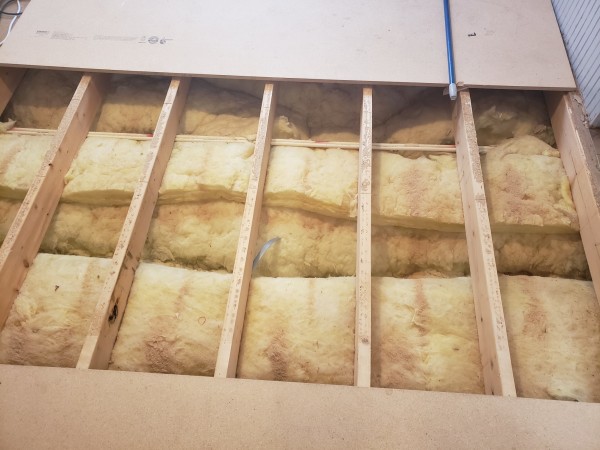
[545,91,600,305]
[354,87,372,387]
[77,77,190,369]
[214,83,277,378]
[0,73,108,330]
[0,67,25,114]
[453,89,516,396]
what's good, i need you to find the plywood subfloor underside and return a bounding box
[0,365,599,449]
[0,0,575,89]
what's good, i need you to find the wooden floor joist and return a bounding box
[214,83,277,378]
[453,89,516,396]
[77,77,191,370]
[0,73,109,330]
[546,91,600,305]
[0,67,25,114]
[354,87,372,387]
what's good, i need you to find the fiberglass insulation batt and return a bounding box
[0,253,598,402]
[0,134,576,231]
[4,71,555,144]
[0,74,597,402]
[0,134,588,278]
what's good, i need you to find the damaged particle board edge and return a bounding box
[77,77,191,369]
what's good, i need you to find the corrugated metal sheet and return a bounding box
[552,0,600,127]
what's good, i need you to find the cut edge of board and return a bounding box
[0,63,578,91]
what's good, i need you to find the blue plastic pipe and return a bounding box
[252,237,281,270]
[443,0,457,100]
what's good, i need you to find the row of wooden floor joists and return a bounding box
[0,68,598,397]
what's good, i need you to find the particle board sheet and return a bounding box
[2,253,598,402]
[1,365,600,449]
[0,0,575,89]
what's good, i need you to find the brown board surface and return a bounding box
[0,0,575,89]
[1,365,599,449]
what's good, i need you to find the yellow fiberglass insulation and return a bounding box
[0,253,110,367]
[2,70,82,129]
[0,135,588,278]
[0,199,589,279]
[204,80,555,145]
[3,72,553,145]
[0,134,579,233]
[1,71,597,405]
[501,276,600,401]
[0,132,587,278]
[1,253,598,402]
[0,133,55,200]
[92,76,308,139]
[109,262,231,376]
